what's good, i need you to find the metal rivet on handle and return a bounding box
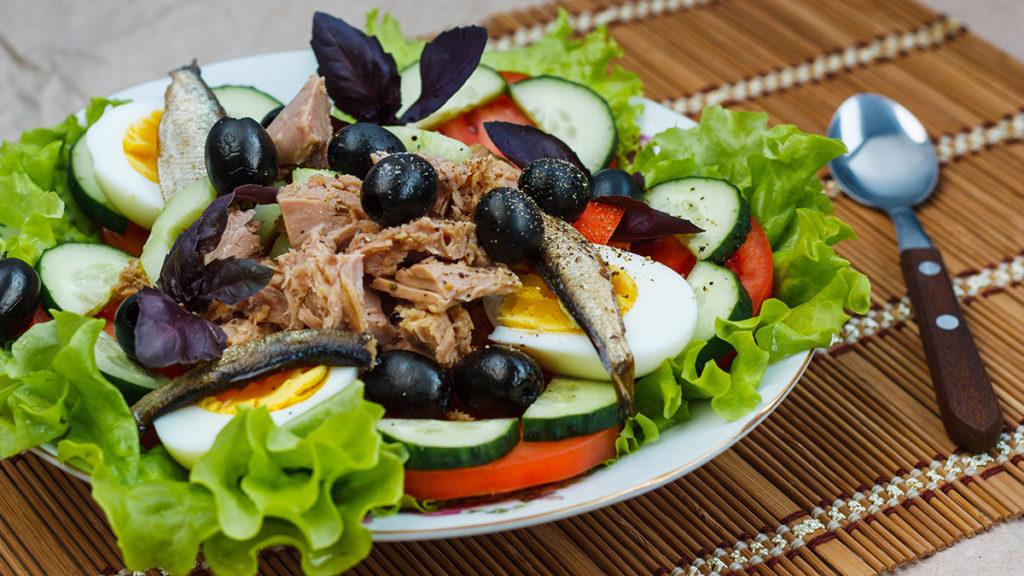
[936,314,960,330]
[918,261,941,276]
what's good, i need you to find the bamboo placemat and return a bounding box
[4,0,1024,574]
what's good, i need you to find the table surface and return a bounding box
[3,1,1023,574]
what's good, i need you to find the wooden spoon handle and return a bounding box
[899,247,1003,452]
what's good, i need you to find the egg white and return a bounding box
[154,366,358,470]
[86,99,165,229]
[487,246,698,380]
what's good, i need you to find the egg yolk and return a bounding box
[496,267,637,333]
[198,365,328,415]
[123,109,163,183]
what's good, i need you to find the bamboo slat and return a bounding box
[5,0,1024,574]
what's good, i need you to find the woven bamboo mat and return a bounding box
[3,0,1024,574]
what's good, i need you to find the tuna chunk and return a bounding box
[204,275,289,346]
[394,304,474,366]
[427,152,520,220]
[204,208,262,264]
[371,259,520,313]
[275,237,369,332]
[278,173,365,249]
[111,259,150,300]
[346,217,480,277]
[266,75,332,167]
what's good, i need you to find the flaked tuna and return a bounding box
[346,217,479,276]
[278,173,365,249]
[371,259,520,313]
[266,75,332,168]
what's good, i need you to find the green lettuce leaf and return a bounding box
[626,106,870,423]
[365,9,426,70]
[0,97,120,264]
[481,9,644,164]
[0,312,403,576]
[615,360,690,454]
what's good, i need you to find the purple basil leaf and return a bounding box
[157,194,234,302]
[398,26,488,124]
[631,171,646,192]
[196,257,274,308]
[232,184,278,205]
[483,121,588,175]
[311,11,401,124]
[134,288,227,368]
[597,196,703,242]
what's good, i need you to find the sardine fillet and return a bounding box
[158,61,224,201]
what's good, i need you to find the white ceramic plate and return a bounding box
[36,49,812,541]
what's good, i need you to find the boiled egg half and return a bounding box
[86,99,165,228]
[155,365,358,469]
[487,245,697,380]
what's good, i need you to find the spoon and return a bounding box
[828,93,1003,453]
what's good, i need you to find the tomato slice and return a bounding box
[100,223,149,257]
[439,95,534,157]
[403,426,619,501]
[572,202,625,245]
[725,218,773,314]
[633,236,697,276]
[499,71,530,84]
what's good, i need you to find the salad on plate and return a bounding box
[0,9,869,575]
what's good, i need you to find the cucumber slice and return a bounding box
[252,203,281,247]
[139,179,217,281]
[95,331,167,403]
[687,261,753,366]
[378,418,519,470]
[384,126,472,162]
[645,177,751,264]
[399,64,506,129]
[523,378,622,442]
[291,167,337,184]
[69,138,129,233]
[38,243,132,315]
[212,85,283,122]
[509,76,617,173]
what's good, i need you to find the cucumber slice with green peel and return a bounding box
[509,75,617,173]
[522,378,622,442]
[212,85,283,122]
[645,177,751,264]
[384,126,472,162]
[38,243,132,315]
[252,203,282,247]
[291,167,337,184]
[139,179,217,281]
[687,261,753,367]
[378,418,519,470]
[399,64,506,129]
[269,233,291,258]
[69,138,129,233]
[95,331,167,403]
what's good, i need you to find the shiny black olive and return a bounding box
[114,293,140,360]
[361,153,438,227]
[453,346,545,418]
[0,258,40,342]
[328,122,406,179]
[474,187,544,264]
[590,168,644,200]
[363,351,452,418]
[518,158,591,221]
[260,105,284,129]
[205,117,278,195]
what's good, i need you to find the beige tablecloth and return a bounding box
[3,1,1023,574]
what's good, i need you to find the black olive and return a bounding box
[328,122,406,179]
[361,153,438,227]
[114,293,140,360]
[205,117,278,195]
[518,158,591,221]
[363,351,452,418]
[590,168,644,200]
[260,105,284,129]
[453,346,545,418]
[474,187,544,264]
[0,258,40,342]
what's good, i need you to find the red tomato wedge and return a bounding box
[100,223,149,257]
[572,202,625,245]
[438,95,533,156]
[633,236,697,276]
[403,426,619,501]
[499,71,530,84]
[725,218,773,314]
